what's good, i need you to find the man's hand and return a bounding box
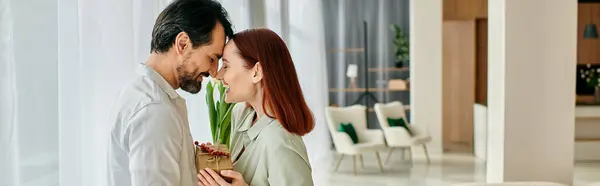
[197,168,247,186]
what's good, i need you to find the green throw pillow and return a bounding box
[338,123,359,144]
[387,117,414,136]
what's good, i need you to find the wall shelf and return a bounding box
[327,48,365,53]
[367,67,409,72]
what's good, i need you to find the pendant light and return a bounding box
[584,5,599,39]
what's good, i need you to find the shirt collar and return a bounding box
[136,63,179,99]
[237,108,275,140]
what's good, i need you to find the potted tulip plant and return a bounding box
[206,79,235,147]
[194,79,235,177]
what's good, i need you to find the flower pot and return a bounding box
[395,61,403,68]
[395,60,409,68]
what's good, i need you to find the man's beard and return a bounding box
[177,56,205,94]
[178,72,202,94]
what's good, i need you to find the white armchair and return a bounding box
[374,101,432,164]
[325,105,387,175]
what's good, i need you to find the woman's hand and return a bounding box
[197,168,248,186]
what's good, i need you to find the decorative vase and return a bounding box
[595,86,600,103]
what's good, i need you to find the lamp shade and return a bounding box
[584,23,599,39]
[346,64,358,78]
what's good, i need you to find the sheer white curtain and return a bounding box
[286,1,331,185]
[287,0,331,166]
[58,0,173,186]
[2,0,60,185]
[220,0,251,31]
[0,0,19,185]
[2,0,172,185]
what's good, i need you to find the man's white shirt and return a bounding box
[108,63,196,186]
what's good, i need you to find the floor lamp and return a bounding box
[352,21,378,105]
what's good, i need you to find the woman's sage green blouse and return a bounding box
[229,103,314,186]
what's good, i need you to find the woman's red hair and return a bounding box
[231,28,314,136]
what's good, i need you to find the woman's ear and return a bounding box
[252,62,263,83]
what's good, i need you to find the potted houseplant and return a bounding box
[390,24,409,68]
[206,79,235,147]
[580,64,600,103]
[194,79,235,177]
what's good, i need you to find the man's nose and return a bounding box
[214,68,224,80]
[208,62,218,78]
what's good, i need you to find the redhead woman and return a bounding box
[197,28,315,186]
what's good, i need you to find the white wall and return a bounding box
[487,0,576,184]
[486,0,507,180]
[410,0,443,154]
[473,104,487,161]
